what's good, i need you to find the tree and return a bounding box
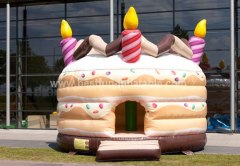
[171,24,189,40]
[0,50,17,85]
[53,57,65,73]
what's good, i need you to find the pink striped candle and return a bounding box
[121,29,141,63]
[60,37,77,66]
[188,36,206,65]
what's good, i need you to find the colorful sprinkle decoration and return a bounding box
[65,104,68,108]
[130,68,135,73]
[81,74,85,78]
[184,103,188,107]
[122,77,128,81]
[152,103,157,108]
[192,105,195,110]
[155,69,160,75]
[91,71,95,75]
[99,103,103,109]
[175,77,179,82]
[86,104,90,110]
[171,71,176,75]
[106,71,111,75]
[93,110,99,114]
[182,73,186,78]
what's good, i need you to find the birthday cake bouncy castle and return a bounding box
[57,6,207,161]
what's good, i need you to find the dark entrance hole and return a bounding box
[115,101,145,134]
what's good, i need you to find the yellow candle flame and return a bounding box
[123,6,139,30]
[61,19,72,39]
[52,111,58,116]
[194,19,207,38]
[219,59,225,69]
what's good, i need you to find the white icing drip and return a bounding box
[58,53,206,84]
[57,102,113,119]
[58,69,205,85]
[62,53,203,72]
[144,102,206,112]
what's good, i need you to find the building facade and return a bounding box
[0,0,239,131]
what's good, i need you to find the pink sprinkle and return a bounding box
[93,110,99,114]
[172,71,176,75]
[152,103,157,108]
[92,71,95,75]
[99,103,103,109]
[65,104,68,108]
[81,74,85,78]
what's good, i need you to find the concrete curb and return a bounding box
[205,133,240,147]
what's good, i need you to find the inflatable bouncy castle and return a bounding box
[57,7,207,161]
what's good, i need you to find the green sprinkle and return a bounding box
[183,73,186,78]
[202,104,205,107]
[86,104,90,110]
[192,105,195,110]
[130,68,135,73]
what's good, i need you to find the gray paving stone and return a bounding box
[1,129,240,155]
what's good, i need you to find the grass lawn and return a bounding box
[0,146,240,166]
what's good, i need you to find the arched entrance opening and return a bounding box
[115,101,145,134]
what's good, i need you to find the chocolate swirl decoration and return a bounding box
[73,37,92,60]
[73,36,123,60]
[73,34,193,60]
[157,34,175,55]
[157,34,193,59]
[106,36,122,57]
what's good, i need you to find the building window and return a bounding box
[0,0,238,131]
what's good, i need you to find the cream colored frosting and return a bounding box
[58,101,206,119]
[62,53,202,72]
[58,53,205,85]
[145,102,206,112]
[58,69,205,85]
[57,102,113,119]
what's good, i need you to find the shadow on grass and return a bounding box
[47,142,64,153]
[47,142,96,157]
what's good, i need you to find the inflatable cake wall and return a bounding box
[57,53,207,137]
[56,7,207,161]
